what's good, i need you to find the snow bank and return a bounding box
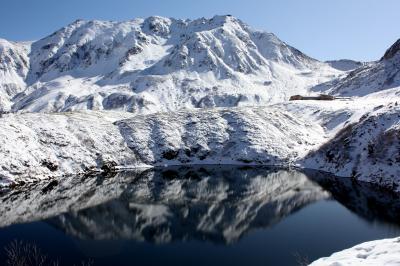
[310,237,400,266]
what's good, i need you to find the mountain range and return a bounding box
[1,15,343,113]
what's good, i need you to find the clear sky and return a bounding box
[0,0,399,61]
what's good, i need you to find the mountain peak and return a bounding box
[382,39,400,61]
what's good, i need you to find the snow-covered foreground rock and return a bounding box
[0,15,340,113]
[310,237,400,266]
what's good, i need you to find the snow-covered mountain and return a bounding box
[0,15,340,113]
[315,39,400,97]
[0,16,399,193]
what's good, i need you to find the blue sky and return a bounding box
[0,0,399,61]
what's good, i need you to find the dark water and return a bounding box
[1,166,400,266]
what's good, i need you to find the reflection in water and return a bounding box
[1,166,400,266]
[47,167,328,244]
[1,166,400,244]
[308,170,400,225]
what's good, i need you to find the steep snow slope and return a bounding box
[0,39,29,112]
[1,15,340,113]
[310,237,400,266]
[314,39,400,97]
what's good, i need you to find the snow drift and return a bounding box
[310,237,400,266]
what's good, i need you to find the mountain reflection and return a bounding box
[1,166,400,245]
[47,166,328,244]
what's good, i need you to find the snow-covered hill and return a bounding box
[0,106,325,186]
[0,16,399,194]
[0,15,340,113]
[116,106,325,166]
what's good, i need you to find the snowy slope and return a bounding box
[0,15,340,113]
[1,97,399,191]
[0,39,30,112]
[310,237,400,266]
[314,39,400,97]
